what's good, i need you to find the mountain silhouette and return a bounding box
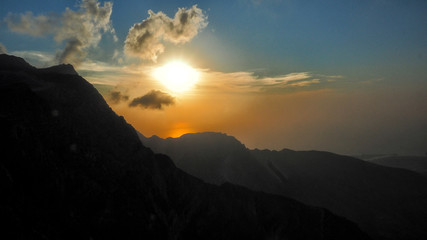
[141,132,427,240]
[139,132,283,194]
[39,64,79,75]
[0,54,371,240]
[366,155,427,176]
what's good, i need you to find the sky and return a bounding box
[1,0,426,155]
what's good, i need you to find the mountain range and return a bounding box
[359,155,427,176]
[0,54,371,239]
[140,132,427,240]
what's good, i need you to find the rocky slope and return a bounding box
[0,54,370,240]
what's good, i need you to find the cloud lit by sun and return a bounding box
[153,61,200,93]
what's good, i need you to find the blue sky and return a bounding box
[1,0,427,155]
[2,0,426,78]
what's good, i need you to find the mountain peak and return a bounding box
[0,54,78,76]
[178,131,243,145]
[0,54,35,71]
[39,64,78,75]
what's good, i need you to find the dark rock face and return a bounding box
[141,132,427,240]
[0,54,370,240]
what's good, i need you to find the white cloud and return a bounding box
[124,5,208,61]
[261,72,311,85]
[0,43,7,54]
[199,70,330,93]
[11,50,55,67]
[4,11,59,37]
[288,78,320,87]
[4,0,116,66]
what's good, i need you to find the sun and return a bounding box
[153,61,199,93]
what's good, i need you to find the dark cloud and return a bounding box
[4,0,116,66]
[108,90,129,104]
[129,90,175,110]
[124,5,207,61]
[0,43,7,54]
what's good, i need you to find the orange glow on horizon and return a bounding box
[168,122,194,138]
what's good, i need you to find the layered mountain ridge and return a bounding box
[141,131,427,240]
[0,54,370,239]
[365,155,427,175]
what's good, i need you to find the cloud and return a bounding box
[129,90,175,109]
[200,70,326,92]
[0,43,7,54]
[56,39,84,65]
[261,72,311,85]
[4,11,59,36]
[124,5,208,61]
[4,0,116,66]
[10,50,55,67]
[288,78,320,87]
[112,49,124,63]
[108,90,129,104]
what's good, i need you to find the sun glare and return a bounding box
[153,61,199,93]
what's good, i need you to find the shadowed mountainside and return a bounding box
[138,133,284,194]
[140,132,427,240]
[0,54,370,239]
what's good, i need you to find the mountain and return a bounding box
[0,54,370,240]
[365,155,427,175]
[139,132,283,194]
[39,64,79,75]
[141,132,427,240]
[251,149,427,240]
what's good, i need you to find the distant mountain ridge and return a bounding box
[140,132,427,240]
[0,54,370,239]
[140,132,284,194]
[366,155,427,175]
